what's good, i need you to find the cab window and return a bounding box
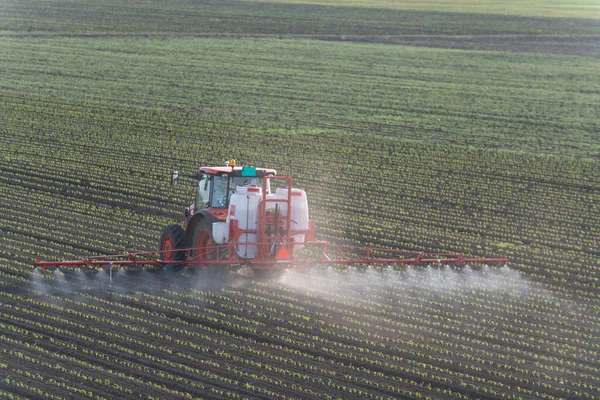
[212,175,229,208]
[230,177,263,195]
[210,175,269,208]
[195,175,211,210]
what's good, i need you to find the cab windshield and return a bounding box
[211,176,266,208]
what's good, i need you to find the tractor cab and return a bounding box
[171,160,277,227]
[196,167,273,209]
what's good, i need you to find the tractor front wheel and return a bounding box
[159,224,186,270]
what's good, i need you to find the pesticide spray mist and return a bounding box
[279,263,534,300]
[30,264,533,299]
[28,265,257,300]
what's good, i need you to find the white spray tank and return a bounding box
[276,187,308,249]
[212,221,229,244]
[227,185,262,258]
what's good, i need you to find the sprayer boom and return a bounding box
[35,242,507,272]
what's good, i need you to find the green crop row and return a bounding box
[1,92,599,296]
[1,36,599,158]
[4,262,600,400]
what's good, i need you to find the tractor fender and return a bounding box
[185,210,220,248]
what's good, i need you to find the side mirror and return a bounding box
[170,170,179,186]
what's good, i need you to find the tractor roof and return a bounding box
[200,166,277,177]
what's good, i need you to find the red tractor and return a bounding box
[159,160,314,277]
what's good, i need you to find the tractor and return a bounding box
[159,160,313,277]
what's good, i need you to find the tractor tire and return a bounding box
[189,219,227,278]
[159,224,186,270]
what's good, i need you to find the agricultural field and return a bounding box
[1,0,600,399]
[1,37,599,158]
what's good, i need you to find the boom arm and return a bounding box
[35,244,507,271]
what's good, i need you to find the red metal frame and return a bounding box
[34,242,507,272]
[34,175,508,272]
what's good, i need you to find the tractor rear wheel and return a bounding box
[189,219,227,278]
[159,224,186,270]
